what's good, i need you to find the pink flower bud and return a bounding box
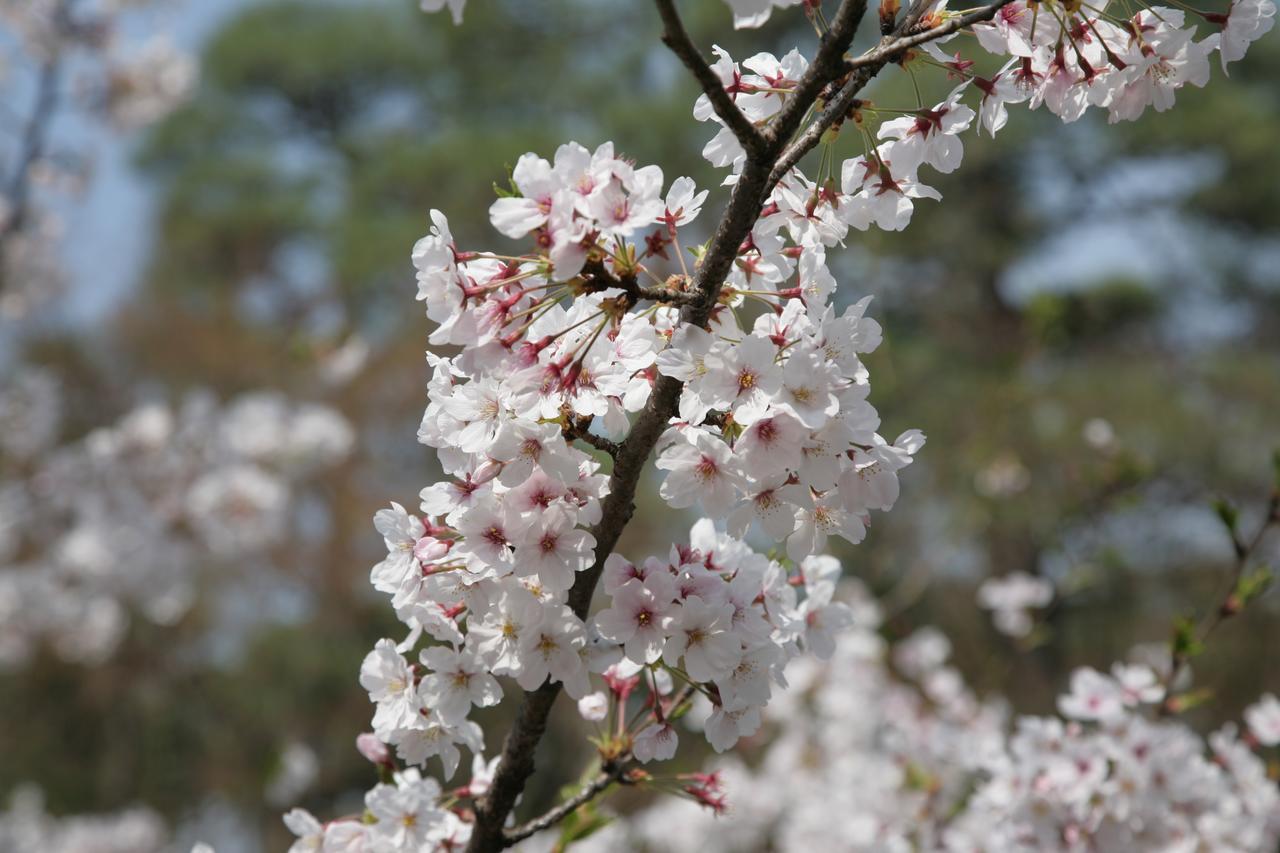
[356,733,390,766]
[473,459,502,485]
[413,536,451,563]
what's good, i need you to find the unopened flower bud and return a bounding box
[578,691,609,722]
[413,536,451,563]
[473,458,502,485]
[356,733,390,766]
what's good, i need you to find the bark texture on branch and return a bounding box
[653,0,767,154]
[501,763,630,846]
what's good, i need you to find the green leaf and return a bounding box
[555,802,614,852]
[1172,615,1203,659]
[1235,566,1273,607]
[1168,687,1215,714]
[1212,498,1239,536]
[493,163,520,198]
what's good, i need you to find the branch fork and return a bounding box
[463,2,1000,848]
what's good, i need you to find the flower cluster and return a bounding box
[284,763,482,852]
[1246,693,1280,746]
[593,521,856,754]
[357,509,861,765]
[102,35,198,129]
[0,372,353,667]
[695,0,1274,230]
[655,299,922,562]
[293,0,1278,848]
[582,586,1280,853]
[947,667,1280,850]
[295,519,859,848]
[296,112,919,840]
[575,588,1009,852]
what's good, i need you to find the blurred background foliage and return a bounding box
[2,0,1278,849]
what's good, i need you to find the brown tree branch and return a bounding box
[501,762,633,846]
[634,282,698,305]
[845,0,1017,70]
[499,685,698,846]
[768,0,1017,193]
[579,255,697,307]
[767,65,878,193]
[464,0,993,847]
[653,0,767,155]
[564,415,621,458]
[761,0,870,151]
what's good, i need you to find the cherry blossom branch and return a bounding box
[500,682,696,845]
[761,0,870,151]
[845,0,1018,71]
[467,4,874,849]
[653,0,766,155]
[579,256,696,307]
[768,0,1016,192]
[564,416,621,458]
[501,761,635,845]
[337,1,1280,849]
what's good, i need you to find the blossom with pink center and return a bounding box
[656,428,747,518]
[663,595,741,682]
[419,646,503,723]
[594,576,677,664]
[1058,667,1126,722]
[733,410,806,481]
[515,506,596,592]
[633,722,680,763]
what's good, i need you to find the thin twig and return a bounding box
[580,255,697,307]
[653,0,767,155]
[564,416,621,458]
[846,0,1017,71]
[502,763,633,846]
[634,282,698,305]
[576,431,622,456]
[768,0,1016,193]
[1159,492,1279,716]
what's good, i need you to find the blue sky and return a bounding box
[60,0,255,325]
